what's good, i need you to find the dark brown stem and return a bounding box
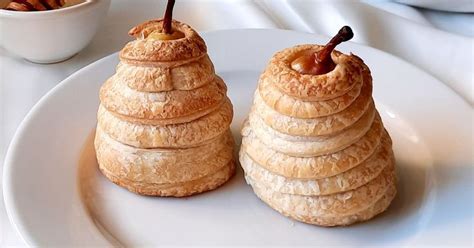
[315,26,353,68]
[162,0,176,34]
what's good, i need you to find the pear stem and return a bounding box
[163,0,176,34]
[315,26,353,68]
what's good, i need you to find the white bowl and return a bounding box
[0,0,110,63]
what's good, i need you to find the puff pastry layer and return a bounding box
[239,44,396,226]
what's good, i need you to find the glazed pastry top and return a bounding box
[263,44,370,101]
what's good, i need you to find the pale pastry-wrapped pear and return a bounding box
[239,27,397,226]
[95,19,234,197]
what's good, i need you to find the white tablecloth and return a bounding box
[1,0,472,246]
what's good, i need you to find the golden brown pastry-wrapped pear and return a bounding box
[95,0,234,197]
[239,26,397,226]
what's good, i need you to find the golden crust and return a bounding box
[246,107,377,157]
[239,42,395,226]
[99,76,227,124]
[259,181,397,226]
[97,98,233,148]
[264,45,370,101]
[258,72,363,118]
[246,162,395,219]
[253,78,372,136]
[100,159,235,197]
[240,134,393,196]
[241,121,386,180]
[95,128,234,184]
[120,19,207,63]
[115,55,215,92]
[95,128,235,196]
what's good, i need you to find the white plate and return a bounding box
[394,0,474,13]
[3,29,473,247]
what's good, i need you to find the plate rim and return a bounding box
[3,28,472,247]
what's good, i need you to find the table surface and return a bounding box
[1,0,472,247]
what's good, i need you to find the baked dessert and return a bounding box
[95,0,235,197]
[239,26,397,226]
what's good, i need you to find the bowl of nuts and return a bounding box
[0,0,110,63]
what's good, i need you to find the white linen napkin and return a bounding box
[254,0,474,105]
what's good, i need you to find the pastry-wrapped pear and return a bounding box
[95,17,235,197]
[239,27,396,226]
